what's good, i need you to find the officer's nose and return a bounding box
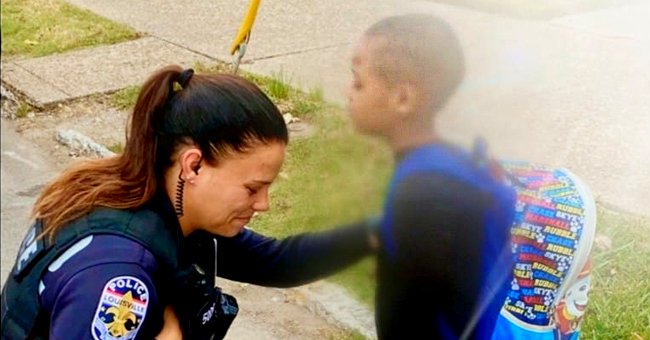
[252,190,270,212]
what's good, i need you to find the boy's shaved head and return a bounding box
[363,14,465,112]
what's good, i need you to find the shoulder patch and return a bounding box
[92,276,150,340]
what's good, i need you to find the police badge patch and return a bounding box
[92,276,149,340]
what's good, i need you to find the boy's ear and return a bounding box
[393,81,418,119]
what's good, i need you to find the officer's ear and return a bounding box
[178,148,202,180]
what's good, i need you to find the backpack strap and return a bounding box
[381,140,515,260]
[380,139,516,339]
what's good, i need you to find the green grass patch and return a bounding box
[251,105,391,305]
[112,62,326,118]
[332,330,368,340]
[266,71,292,100]
[110,86,140,111]
[1,0,139,58]
[292,86,325,116]
[292,99,323,117]
[433,0,641,20]
[581,208,650,339]
[252,107,392,235]
[239,71,321,117]
[15,102,35,118]
[307,86,325,102]
[107,143,124,154]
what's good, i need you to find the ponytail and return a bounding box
[33,66,184,239]
[33,64,287,240]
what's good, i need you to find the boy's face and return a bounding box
[347,36,399,136]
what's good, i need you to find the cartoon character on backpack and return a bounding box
[553,259,593,340]
[491,161,596,340]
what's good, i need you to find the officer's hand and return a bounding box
[156,305,183,340]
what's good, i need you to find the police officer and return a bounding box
[1,66,377,339]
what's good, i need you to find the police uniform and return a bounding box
[2,192,374,339]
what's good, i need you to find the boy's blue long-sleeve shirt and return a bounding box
[375,143,515,339]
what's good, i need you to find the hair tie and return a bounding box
[173,68,195,92]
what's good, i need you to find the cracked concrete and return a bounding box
[2,37,215,108]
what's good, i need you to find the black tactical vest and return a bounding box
[1,207,181,339]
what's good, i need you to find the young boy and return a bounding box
[347,14,517,339]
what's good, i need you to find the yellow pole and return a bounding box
[230,0,261,73]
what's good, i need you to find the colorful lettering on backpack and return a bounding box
[492,161,596,340]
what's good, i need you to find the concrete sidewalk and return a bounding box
[2,37,215,107]
[0,119,58,287]
[72,0,650,216]
[62,0,402,103]
[404,1,650,216]
[1,0,648,217]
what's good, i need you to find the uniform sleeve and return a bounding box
[48,263,161,340]
[213,220,374,287]
[40,236,164,340]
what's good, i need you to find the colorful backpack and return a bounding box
[491,161,596,340]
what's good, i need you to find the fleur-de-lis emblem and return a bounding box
[105,291,138,337]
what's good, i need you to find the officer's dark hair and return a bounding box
[363,13,465,112]
[33,65,288,239]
